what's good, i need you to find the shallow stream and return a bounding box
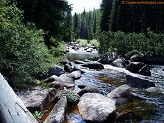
[65,52,164,123]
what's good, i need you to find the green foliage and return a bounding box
[76,39,99,47]
[55,90,80,106]
[50,40,66,57]
[90,39,99,48]
[98,30,164,56]
[125,50,144,60]
[76,39,88,46]
[33,111,43,120]
[0,4,55,88]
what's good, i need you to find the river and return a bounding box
[65,52,164,123]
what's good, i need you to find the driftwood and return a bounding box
[0,73,37,123]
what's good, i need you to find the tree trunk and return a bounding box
[0,73,38,123]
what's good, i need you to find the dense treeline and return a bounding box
[100,0,164,33]
[0,0,72,88]
[99,0,164,56]
[73,9,101,41]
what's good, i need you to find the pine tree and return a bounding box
[73,12,79,40]
[100,0,113,32]
[63,10,73,42]
[93,9,97,39]
[88,11,93,40]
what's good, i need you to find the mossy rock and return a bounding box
[54,90,80,106]
[125,50,143,60]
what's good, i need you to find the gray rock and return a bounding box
[145,87,164,94]
[138,65,151,76]
[126,74,155,88]
[17,86,56,113]
[59,73,75,83]
[110,58,126,68]
[44,75,60,83]
[126,62,145,73]
[74,60,85,64]
[47,81,75,90]
[71,70,81,79]
[44,96,67,123]
[39,67,65,79]
[107,84,132,99]
[77,86,103,96]
[73,65,89,73]
[60,59,70,65]
[45,73,75,84]
[64,63,73,72]
[86,48,93,52]
[130,54,143,62]
[98,52,118,64]
[78,93,116,123]
[126,62,151,76]
[82,61,104,69]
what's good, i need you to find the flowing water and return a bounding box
[65,52,164,123]
[65,51,99,61]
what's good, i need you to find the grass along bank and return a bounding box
[76,39,99,48]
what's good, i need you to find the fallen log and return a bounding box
[0,73,37,123]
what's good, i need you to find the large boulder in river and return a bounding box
[130,54,144,62]
[82,61,104,69]
[126,74,155,88]
[78,93,116,123]
[126,62,151,76]
[126,62,145,73]
[138,65,151,76]
[107,84,132,99]
[110,58,126,68]
[44,96,67,123]
[98,52,118,64]
[70,70,81,79]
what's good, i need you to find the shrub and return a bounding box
[98,30,164,56]
[50,37,66,57]
[54,90,80,106]
[0,4,54,88]
[33,111,43,120]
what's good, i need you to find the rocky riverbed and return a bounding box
[17,42,164,123]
